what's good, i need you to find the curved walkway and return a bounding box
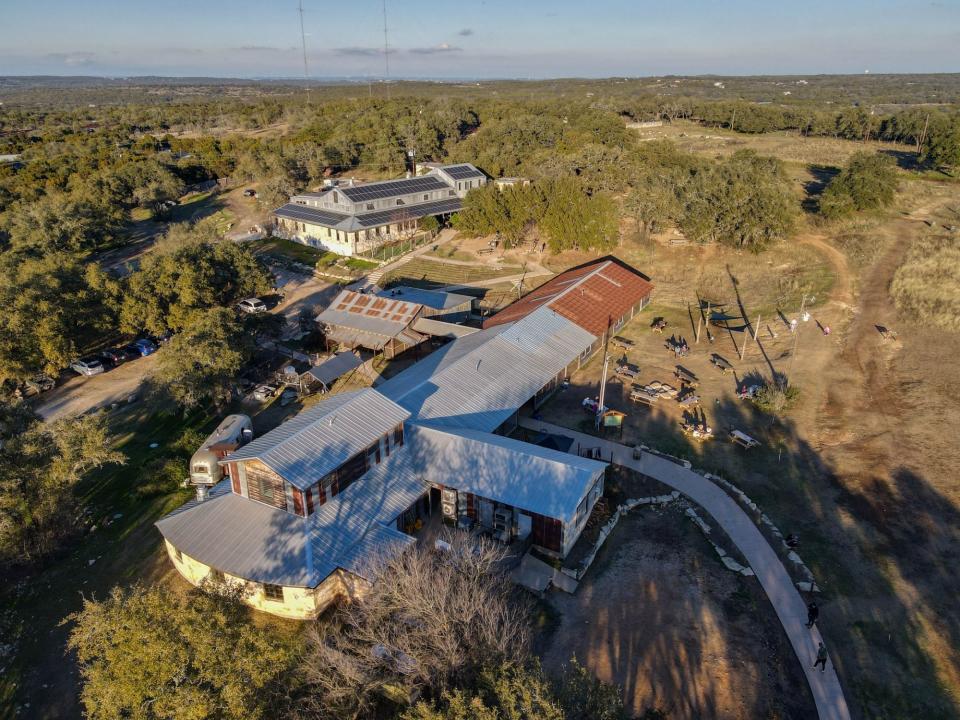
[519,417,851,720]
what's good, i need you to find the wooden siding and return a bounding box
[244,460,287,510]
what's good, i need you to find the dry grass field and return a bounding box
[522,175,960,719]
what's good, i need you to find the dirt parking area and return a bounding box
[540,502,813,719]
[34,355,159,422]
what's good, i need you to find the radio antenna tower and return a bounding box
[298,0,310,80]
[382,0,391,99]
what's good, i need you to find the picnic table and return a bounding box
[629,389,658,406]
[674,365,699,387]
[729,429,760,449]
[616,363,639,379]
[651,318,668,334]
[611,335,635,349]
[710,353,734,374]
[643,380,678,399]
[677,391,701,407]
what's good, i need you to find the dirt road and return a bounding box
[34,355,158,422]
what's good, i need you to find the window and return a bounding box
[366,203,374,210]
[396,199,405,206]
[333,191,339,203]
[209,568,225,584]
[257,475,275,502]
[423,194,429,201]
[263,583,284,601]
[448,190,456,197]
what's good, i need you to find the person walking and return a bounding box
[813,642,828,672]
[806,601,820,628]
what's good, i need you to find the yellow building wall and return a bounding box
[163,539,358,620]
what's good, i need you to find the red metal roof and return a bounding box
[483,258,653,338]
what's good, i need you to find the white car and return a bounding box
[70,357,106,376]
[252,384,278,401]
[237,298,268,314]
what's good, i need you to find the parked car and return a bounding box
[238,298,268,314]
[99,347,130,366]
[125,339,157,357]
[147,331,173,346]
[252,384,278,401]
[70,357,106,376]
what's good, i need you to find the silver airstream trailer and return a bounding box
[190,414,254,491]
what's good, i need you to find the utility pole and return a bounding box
[596,317,613,431]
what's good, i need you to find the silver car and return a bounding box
[70,357,105,376]
[237,298,268,314]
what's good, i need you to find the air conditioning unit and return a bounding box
[493,507,513,542]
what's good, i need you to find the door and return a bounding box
[516,512,532,540]
[478,499,494,528]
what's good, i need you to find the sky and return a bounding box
[1,0,958,78]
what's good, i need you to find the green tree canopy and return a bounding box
[0,252,120,380]
[0,407,123,564]
[679,150,797,251]
[120,222,272,335]
[820,151,898,218]
[67,583,300,720]
[151,306,249,409]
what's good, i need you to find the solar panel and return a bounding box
[442,164,485,180]
[355,198,463,228]
[340,176,448,202]
[274,203,349,226]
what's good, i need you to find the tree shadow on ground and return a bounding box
[539,372,960,719]
[803,164,840,213]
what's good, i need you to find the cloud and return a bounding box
[458,28,474,37]
[234,45,295,53]
[408,43,462,55]
[47,52,97,67]
[334,46,392,57]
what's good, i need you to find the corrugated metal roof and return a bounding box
[316,290,422,340]
[383,306,596,432]
[403,423,606,522]
[484,258,654,337]
[307,449,429,578]
[354,197,462,228]
[411,317,479,338]
[441,163,486,181]
[305,351,363,386]
[155,481,320,587]
[226,389,410,490]
[377,286,473,311]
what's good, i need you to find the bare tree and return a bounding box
[300,533,531,720]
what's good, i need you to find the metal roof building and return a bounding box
[226,388,410,490]
[316,289,427,357]
[380,306,595,432]
[273,164,487,257]
[402,423,605,523]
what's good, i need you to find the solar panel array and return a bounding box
[340,175,448,202]
[355,198,463,228]
[274,203,349,226]
[442,164,485,180]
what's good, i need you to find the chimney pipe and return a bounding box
[196,485,209,502]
